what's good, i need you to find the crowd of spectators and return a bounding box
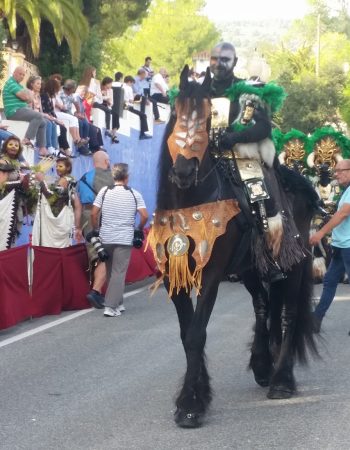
[1,55,172,160]
[0,56,168,306]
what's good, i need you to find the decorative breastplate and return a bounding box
[146,199,240,295]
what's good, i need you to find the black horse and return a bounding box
[149,67,319,428]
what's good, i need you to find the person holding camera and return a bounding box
[75,151,114,309]
[91,163,148,317]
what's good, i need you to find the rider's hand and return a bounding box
[219,132,239,150]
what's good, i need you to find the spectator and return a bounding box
[141,56,154,96]
[112,72,124,87]
[95,76,120,143]
[75,150,114,308]
[58,79,90,155]
[74,85,104,154]
[54,78,87,150]
[41,79,71,156]
[79,66,106,122]
[150,67,169,104]
[49,73,63,85]
[133,69,163,124]
[310,159,350,333]
[91,163,148,317]
[2,66,48,156]
[26,75,58,155]
[123,75,151,140]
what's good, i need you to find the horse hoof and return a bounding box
[267,386,294,399]
[254,376,270,387]
[174,408,203,428]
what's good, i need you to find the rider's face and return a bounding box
[210,47,237,80]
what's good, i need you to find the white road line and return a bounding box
[0,285,150,349]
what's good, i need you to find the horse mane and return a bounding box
[156,113,177,210]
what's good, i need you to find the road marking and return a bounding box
[314,296,350,302]
[0,285,149,349]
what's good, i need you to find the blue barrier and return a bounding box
[16,124,166,246]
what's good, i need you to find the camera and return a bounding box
[85,230,109,262]
[132,229,144,249]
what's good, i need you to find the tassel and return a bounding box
[168,252,193,295]
[277,217,306,271]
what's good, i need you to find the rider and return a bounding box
[209,42,289,281]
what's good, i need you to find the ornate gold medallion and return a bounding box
[167,233,190,257]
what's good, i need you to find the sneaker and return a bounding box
[154,119,165,124]
[118,304,126,312]
[86,290,105,309]
[104,307,121,317]
[78,145,93,156]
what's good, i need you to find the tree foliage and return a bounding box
[275,72,345,133]
[101,0,219,78]
[261,1,350,132]
[0,0,88,64]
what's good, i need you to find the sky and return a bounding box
[203,0,311,21]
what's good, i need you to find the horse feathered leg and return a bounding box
[242,270,273,387]
[172,287,216,428]
[267,271,301,399]
[168,221,239,427]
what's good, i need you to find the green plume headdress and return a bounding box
[310,126,350,159]
[225,81,287,114]
[272,128,311,156]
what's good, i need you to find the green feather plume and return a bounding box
[272,128,311,156]
[225,81,287,114]
[168,86,180,107]
[310,126,350,159]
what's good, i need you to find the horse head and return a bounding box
[167,65,212,189]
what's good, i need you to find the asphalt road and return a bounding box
[1,279,350,450]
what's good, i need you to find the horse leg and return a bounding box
[172,286,216,427]
[267,274,300,399]
[242,270,273,387]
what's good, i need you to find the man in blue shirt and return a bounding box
[75,150,114,308]
[310,159,350,332]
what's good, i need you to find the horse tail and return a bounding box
[293,254,319,363]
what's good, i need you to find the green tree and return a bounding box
[275,73,345,133]
[0,0,88,64]
[101,0,219,78]
[36,0,150,78]
[260,2,350,133]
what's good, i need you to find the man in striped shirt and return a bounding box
[91,163,148,317]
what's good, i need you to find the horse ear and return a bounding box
[179,65,189,90]
[201,67,212,93]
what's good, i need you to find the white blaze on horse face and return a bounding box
[167,99,210,164]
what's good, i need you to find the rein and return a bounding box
[195,152,225,186]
